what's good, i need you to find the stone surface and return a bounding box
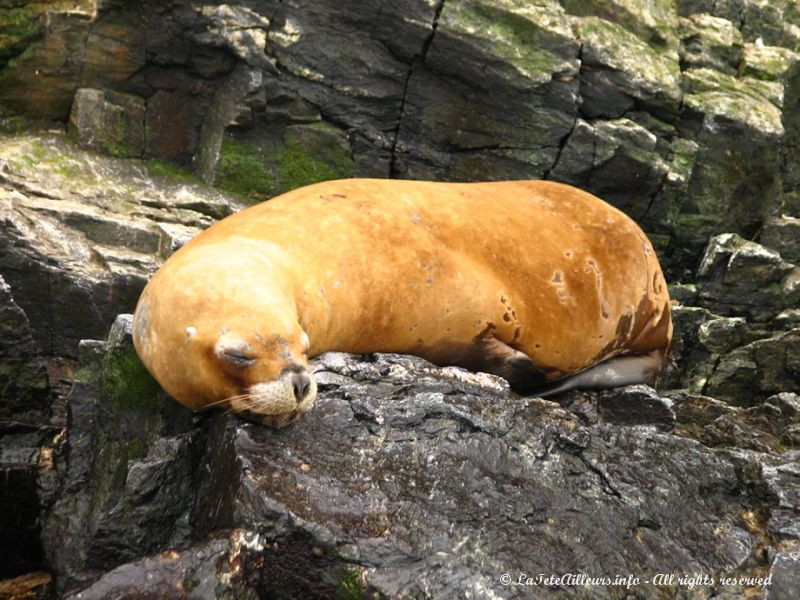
[679,14,743,75]
[1,1,800,595]
[0,133,242,356]
[41,315,196,591]
[0,274,48,417]
[68,88,145,158]
[696,233,799,323]
[705,329,800,405]
[47,336,798,599]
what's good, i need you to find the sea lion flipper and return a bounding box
[531,350,665,398]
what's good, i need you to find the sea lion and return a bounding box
[132,179,672,427]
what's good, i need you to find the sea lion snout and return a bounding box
[291,371,312,403]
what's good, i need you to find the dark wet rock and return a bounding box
[41,315,196,590]
[595,385,676,431]
[555,385,676,432]
[767,551,800,599]
[701,393,800,452]
[49,330,799,599]
[0,274,49,417]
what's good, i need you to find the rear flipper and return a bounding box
[531,350,665,398]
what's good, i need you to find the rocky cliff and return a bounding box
[0,1,799,598]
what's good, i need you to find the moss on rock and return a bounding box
[215,138,276,202]
[0,6,39,62]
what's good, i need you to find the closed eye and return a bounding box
[223,351,256,367]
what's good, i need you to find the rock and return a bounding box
[701,393,800,452]
[669,283,698,304]
[194,64,262,184]
[767,552,800,599]
[741,0,800,50]
[556,385,676,432]
[193,4,273,71]
[576,16,681,120]
[41,315,196,589]
[679,68,785,239]
[0,274,49,418]
[696,233,799,323]
[661,304,718,392]
[68,88,146,158]
[394,0,580,180]
[0,572,52,600]
[48,330,798,597]
[549,117,670,219]
[0,10,93,119]
[679,14,743,75]
[145,91,199,162]
[774,309,800,330]
[0,4,42,66]
[742,43,799,82]
[762,216,800,265]
[0,132,241,356]
[705,329,800,405]
[698,316,751,354]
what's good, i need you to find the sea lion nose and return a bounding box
[291,372,312,403]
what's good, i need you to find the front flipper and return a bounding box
[457,334,549,393]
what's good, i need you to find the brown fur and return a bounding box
[132,179,672,425]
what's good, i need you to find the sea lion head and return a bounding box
[132,245,317,428]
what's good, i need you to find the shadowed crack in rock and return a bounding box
[389,0,446,178]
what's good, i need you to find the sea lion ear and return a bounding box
[300,331,310,352]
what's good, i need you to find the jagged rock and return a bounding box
[395,0,580,180]
[698,316,751,354]
[0,133,240,356]
[192,4,273,71]
[767,552,800,599]
[679,14,743,74]
[741,0,800,49]
[549,117,670,219]
[0,571,52,600]
[47,323,798,598]
[0,10,93,119]
[68,88,146,158]
[661,304,718,392]
[42,315,196,589]
[679,68,785,239]
[0,274,48,417]
[762,216,800,264]
[576,16,682,120]
[742,43,799,81]
[696,233,799,323]
[701,393,800,451]
[775,309,800,330]
[705,329,800,405]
